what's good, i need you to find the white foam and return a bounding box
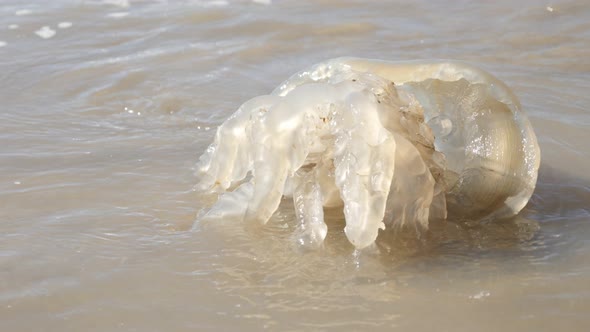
[252,0,272,5]
[469,291,491,300]
[107,12,129,18]
[35,26,56,39]
[15,9,32,16]
[0,41,6,48]
[58,22,73,29]
[8,24,19,30]
[102,0,130,7]
[546,6,554,12]
[203,0,229,7]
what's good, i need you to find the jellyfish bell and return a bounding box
[195,57,541,249]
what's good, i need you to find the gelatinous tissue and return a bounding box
[194,57,540,249]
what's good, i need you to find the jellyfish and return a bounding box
[194,57,541,249]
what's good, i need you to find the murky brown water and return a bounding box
[1,0,590,331]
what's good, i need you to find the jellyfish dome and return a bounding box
[195,57,541,249]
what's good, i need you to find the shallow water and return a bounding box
[1,0,590,331]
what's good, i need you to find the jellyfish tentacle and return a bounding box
[331,91,397,249]
[244,145,290,224]
[243,108,290,225]
[385,134,435,229]
[199,181,254,223]
[292,168,328,248]
[195,96,277,192]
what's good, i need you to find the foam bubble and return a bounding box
[469,291,491,300]
[252,0,272,4]
[0,41,6,47]
[107,12,129,18]
[58,22,73,29]
[203,0,229,7]
[15,9,32,16]
[8,24,19,30]
[35,26,56,39]
[103,0,130,7]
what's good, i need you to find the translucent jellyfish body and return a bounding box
[195,58,540,249]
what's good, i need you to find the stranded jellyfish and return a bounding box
[195,57,540,249]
